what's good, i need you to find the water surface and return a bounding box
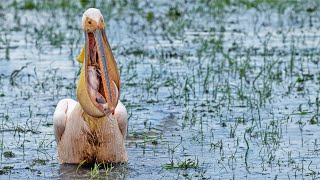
[0,0,320,179]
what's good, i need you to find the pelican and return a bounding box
[53,8,128,164]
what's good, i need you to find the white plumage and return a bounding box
[82,8,104,26]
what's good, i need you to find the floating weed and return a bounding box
[146,11,155,23]
[3,151,15,158]
[166,6,182,21]
[162,157,199,170]
[0,166,14,175]
[21,0,36,10]
[309,115,318,125]
[31,159,48,166]
[89,163,100,179]
[85,162,118,179]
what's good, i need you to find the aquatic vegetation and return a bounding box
[0,0,320,179]
[162,157,199,170]
[3,151,15,158]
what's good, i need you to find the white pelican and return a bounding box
[53,8,128,164]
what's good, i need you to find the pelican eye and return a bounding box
[88,21,91,24]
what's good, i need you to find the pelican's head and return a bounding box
[77,8,120,117]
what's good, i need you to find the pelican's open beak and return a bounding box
[77,15,120,117]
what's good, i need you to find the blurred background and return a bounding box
[1,0,320,179]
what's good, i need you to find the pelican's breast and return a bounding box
[57,104,127,164]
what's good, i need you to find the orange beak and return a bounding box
[83,17,120,115]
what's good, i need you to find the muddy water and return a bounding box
[0,1,320,179]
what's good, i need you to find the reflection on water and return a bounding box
[58,163,128,179]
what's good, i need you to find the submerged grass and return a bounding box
[162,157,199,170]
[0,0,320,179]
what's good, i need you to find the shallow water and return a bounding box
[1,0,320,179]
